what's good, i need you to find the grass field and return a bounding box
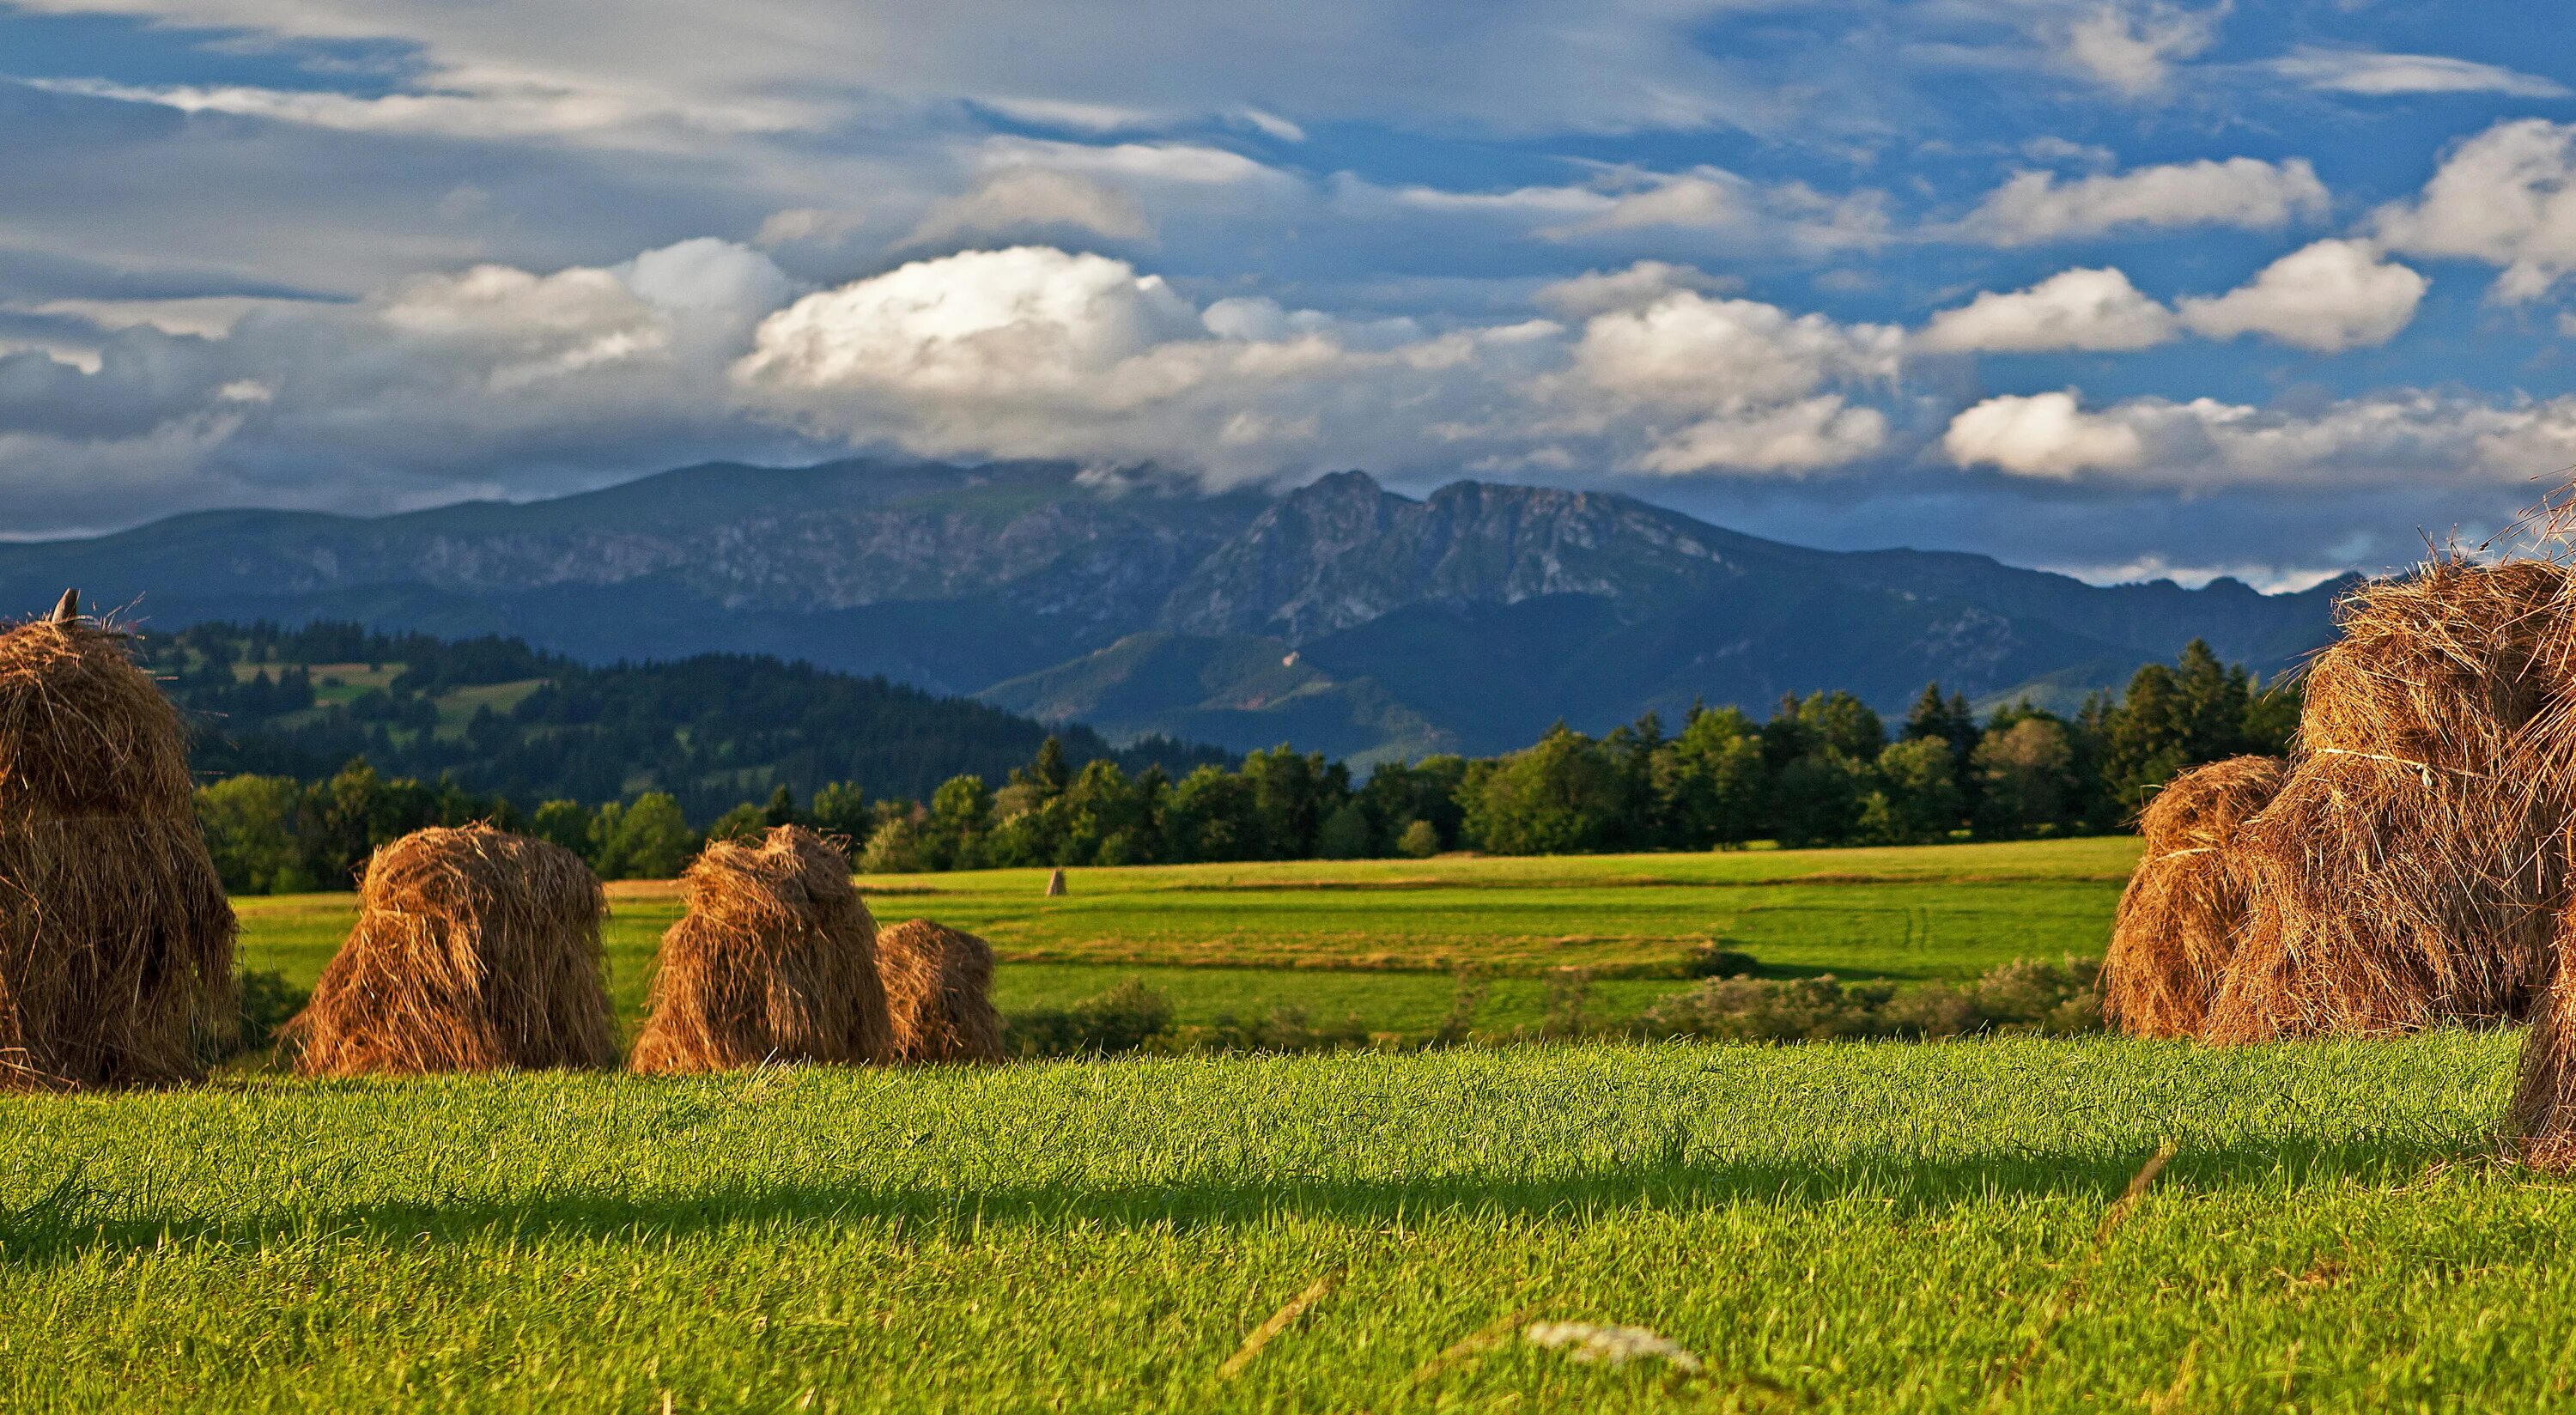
[234,836,2140,1035]
[4,1029,2567,1411]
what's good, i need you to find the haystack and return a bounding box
[629,824,892,1073]
[2202,561,2574,1044]
[285,824,616,1076]
[877,919,1006,1063]
[0,591,235,1090]
[2103,756,2287,1038]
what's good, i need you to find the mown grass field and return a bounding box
[4,1030,2567,1411]
[234,836,2140,1035]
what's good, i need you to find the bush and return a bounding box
[1395,818,1442,859]
[1179,1005,1371,1054]
[1635,975,1897,1043]
[860,817,927,873]
[1631,957,2105,1045]
[1681,944,1759,979]
[1006,980,1176,1057]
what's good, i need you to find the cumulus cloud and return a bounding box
[1942,391,2146,477]
[1532,262,1741,319]
[2057,3,2224,98]
[1958,158,2329,246]
[2175,239,2425,352]
[907,167,1153,246]
[2374,118,2576,301]
[1944,386,2576,489]
[734,247,1903,480]
[2270,47,2569,99]
[1915,268,2177,352]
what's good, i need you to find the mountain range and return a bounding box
[0,459,2350,762]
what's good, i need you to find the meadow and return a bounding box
[234,836,2141,1036]
[3,1029,2565,1411]
[50,832,2557,1411]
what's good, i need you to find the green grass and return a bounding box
[234,837,2136,1034]
[854,838,2134,979]
[5,1030,2568,1411]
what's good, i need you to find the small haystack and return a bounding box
[285,824,616,1076]
[2203,562,2573,1044]
[877,919,1005,1063]
[0,592,235,1090]
[629,824,891,1073]
[2103,756,2287,1038]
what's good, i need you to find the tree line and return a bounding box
[151,619,1224,821]
[195,639,2292,893]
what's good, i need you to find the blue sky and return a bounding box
[3,0,2574,586]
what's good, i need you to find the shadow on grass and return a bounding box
[0,1128,2480,1268]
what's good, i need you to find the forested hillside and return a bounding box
[148,621,1225,821]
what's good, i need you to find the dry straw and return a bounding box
[286,824,616,1076]
[0,593,235,1090]
[2204,561,2573,1044]
[877,918,1006,1063]
[630,824,892,1073]
[2103,756,2286,1038]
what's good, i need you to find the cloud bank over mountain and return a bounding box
[2,0,2573,585]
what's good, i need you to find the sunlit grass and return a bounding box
[2,1030,2561,1411]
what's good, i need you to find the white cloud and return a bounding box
[1915,267,2177,352]
[754,208,868,249]
[1958,157,2329,246]
[1532,262,1741,319]
[1,0,1801,140]
[2057,3,2224,98]
[1239,109,1306,143]
[1540,168,1892,252]
[734,246,1903,481]
[2269,46,2569,99]
[2374,118,2576,302]
[21,295,303,338]
[2175,239,2425,352]
[1943,386,2576,489]
[23,76,819,150]
[908,167,1153,246]
[1942,391,2146,477]
[975,137,1290,188]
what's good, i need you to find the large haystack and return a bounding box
[0,593,235,1090]
[630,824,892,1073]
[286,824,616,1076]
[2203,562,2573,1044]
[877,918,1006,1063]
[2104,756,2287,1038]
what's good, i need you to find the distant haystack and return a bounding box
[877,919,1005,1064]
[2204,562,2571,1044]
[286,825,616,1077]
[0,592,235,1090]
[630,825,892,1073]
[2104,756,2286,1039]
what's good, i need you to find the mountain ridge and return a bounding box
[0,457,2349,761]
